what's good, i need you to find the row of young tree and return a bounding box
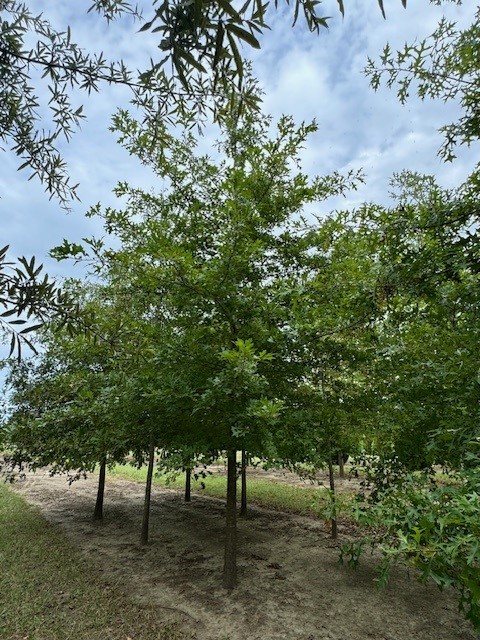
[1,99,479,626]
[0,0,479,629]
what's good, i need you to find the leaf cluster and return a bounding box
[2,0,406,204]
[1,1,136,204]
[347,456,480,631]
[0,245,89,360]
[366,3,480,162]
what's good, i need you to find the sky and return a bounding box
[1,0,478,284]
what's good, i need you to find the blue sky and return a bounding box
[1,0,478,283]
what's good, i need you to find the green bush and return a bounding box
[344,456,480,632]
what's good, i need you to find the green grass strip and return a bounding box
[0,484,183,640]
[109,464,354,519]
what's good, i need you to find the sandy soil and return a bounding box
[10,468,478,640]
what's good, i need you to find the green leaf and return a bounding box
[226,23,261,49]
[1,308,20,318]
[176,47,207,74]
[217,0,241,21]
[138,18,156,32]
[213,20,225,69]
[19,323,44,334]
[226,30,244,78]
[8,332,16,359]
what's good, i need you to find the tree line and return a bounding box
[2,102,479,624]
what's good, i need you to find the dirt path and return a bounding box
[11,470,477,640]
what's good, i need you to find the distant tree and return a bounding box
[351,169,479,468]
[342,171,480,633]
[363,0,480,465]
[1,281,141,519]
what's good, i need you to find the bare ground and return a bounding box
[10,469,478,640]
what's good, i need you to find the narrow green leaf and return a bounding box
[19,323,44,334]
[213,20,225,68]
[17,160,31,172]
[1,308,20,318]
[173,54,189,89]
[226,30,244,78]
[292,0,300,27]
[217,0,241,21]
[193,0,203,28]
[226,22,261,49]
[138,18,155,32]
[8,332,16,358]
[176,47,207,73]
[239,0,252,16]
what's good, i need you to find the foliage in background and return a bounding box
[343,168,479,468]
[0,281,144,479]
[110,462,354,519]
[337,165,480,631]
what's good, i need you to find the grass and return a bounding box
[109,464,354,519]
[0,483,185,640]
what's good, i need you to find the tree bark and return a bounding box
[239,449,247,517]
[185,467,192,502]
[338,450,345,479]
[140,438,155,545]
[328,459,338,540]
[223,448,237,589]
[93,456,106,521]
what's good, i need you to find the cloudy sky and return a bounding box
[1,0,478,282]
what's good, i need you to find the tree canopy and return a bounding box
[0,0,408,357]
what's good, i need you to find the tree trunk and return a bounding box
[93,456,106,521]
[223,448,237,589]
[185,467,192,502]
[140,439,155,545]
[328,459,338,540]
[338,451,345,479]
[240,449,247,517]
